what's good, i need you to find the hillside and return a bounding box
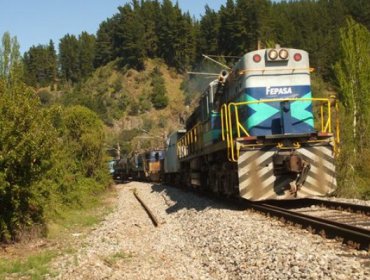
[59,58,193,155]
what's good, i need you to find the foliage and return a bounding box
[150,67,168,109]
[59,32,96,84]
[38,89,54,105]
[60,65,129,125]
[17,0,367,81]
[0,80,57,241]
[23,40,57,88]
[0,32,110,240]
[0,34,56,240]
[0,32,23,83]
[115,2,146,70]
[334,18,370,198]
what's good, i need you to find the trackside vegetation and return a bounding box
[0,33,110,242]
[334,18,370,198]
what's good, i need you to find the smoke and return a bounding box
[182,59,223,106]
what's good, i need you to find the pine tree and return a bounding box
[94,18,117,67]
[157,0,178,65]
[115,2,146,70]
[79,32,96,79]
[23,42,57,87]
[140,0,160,58]
[47,40,57,85]
[59,34,80,83]
[197,5,220,57]
[218,0,237,55]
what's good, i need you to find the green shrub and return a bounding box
[150,67,168,109]
[0,82,57,241]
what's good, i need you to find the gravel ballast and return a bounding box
[48,182,370,279]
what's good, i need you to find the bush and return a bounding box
[0,86,110,241]
[0,82,57,241]
[150,67,168,109]
[38,89,53,105]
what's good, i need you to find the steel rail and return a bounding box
[257,198,370,216]
[246,201,370,250]
[304,198,370,216]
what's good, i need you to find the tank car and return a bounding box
[176,46,339,200]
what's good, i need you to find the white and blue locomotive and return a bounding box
[169,46,338,201]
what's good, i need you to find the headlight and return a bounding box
[279,49,289,59]
[268,49,278,60]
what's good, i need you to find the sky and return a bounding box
[0,0,226,54]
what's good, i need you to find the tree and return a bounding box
[94,18,117,67]
[197,5,220,57]
[79,32,96,79]
[140,0,160,58]
[23,41,57,87]
[0,32,22,83]
[335,17,370,153]
[150,67,168,109]
[59,34,80,83]
[47,40,57,85]
[0,36,57,239]
[334,17,370,197]
[61,105,105,177]
[114,2,146,70]
[342,0,370,30]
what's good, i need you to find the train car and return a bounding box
[163,130,186,185]
[112,156,129,182]
[143,150,165,182]
[128,153,145,180]
[176,46,339,200]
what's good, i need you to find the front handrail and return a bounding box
[177,97,339,162]
[222,97,339,162]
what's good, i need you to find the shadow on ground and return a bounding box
[150,183,245,214]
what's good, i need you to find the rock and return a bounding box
[46,182,370,280]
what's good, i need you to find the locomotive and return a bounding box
[170,46,339,201]
[113,150,165,182]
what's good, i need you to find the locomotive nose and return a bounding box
[272,150,311,195]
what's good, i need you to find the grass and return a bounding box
[0,186,118,280]
[0,250,58,280]
[47,187,117,239]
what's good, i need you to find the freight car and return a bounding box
[175,46,339,200]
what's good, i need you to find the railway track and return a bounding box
[248,199,370,251]
[165,184,370,250]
